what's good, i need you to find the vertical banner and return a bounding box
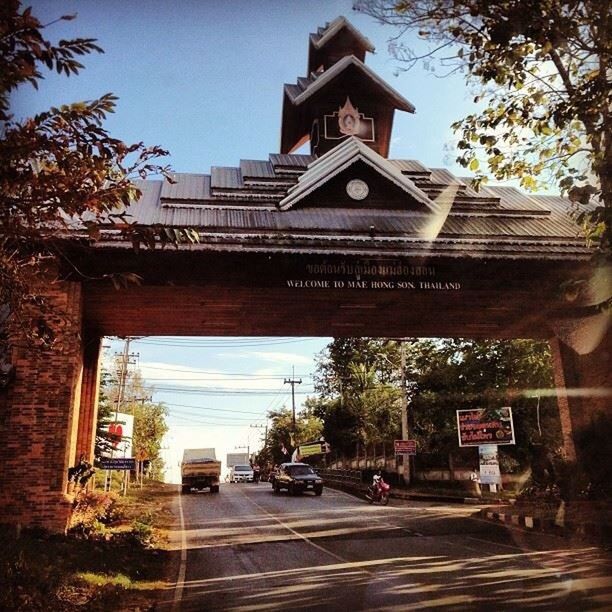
[478,444,501,485]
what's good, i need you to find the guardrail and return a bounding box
[318,468,362,485]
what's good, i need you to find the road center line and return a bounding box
[241,488,374,576]
[172,488,188,612]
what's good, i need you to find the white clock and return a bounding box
[346,179,369,200]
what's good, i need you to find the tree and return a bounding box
[311,338,402,455]
[355,1,611,264]
[404,338,561,472]
[265,407,323,464]
[1,1,196,346]
[311,336,561,474]
[96,364,168,480]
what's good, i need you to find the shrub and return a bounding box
[68,490,119,538]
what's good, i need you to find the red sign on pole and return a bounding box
[394,439,417,455]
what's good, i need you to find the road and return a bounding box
[160,482,611,611]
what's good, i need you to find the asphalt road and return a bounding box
[161,482,611,611]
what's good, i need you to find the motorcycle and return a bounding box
[365,480,390,505]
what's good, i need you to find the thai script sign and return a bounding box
[456,407,515,447]
[394,439,417,455]
[299,441,331,457]
[286,259,461,291]
[98,457,136,471]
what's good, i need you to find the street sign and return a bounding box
[98,457,136,471]
[394,439,417,455]
[298,442,330,457]
[456,407,515,447]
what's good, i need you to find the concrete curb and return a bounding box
[479,507,611,545]
[324,480,483,505]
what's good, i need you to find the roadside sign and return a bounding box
[135,449,149,461]
[394,439,417,455]
[456,407,515,447]
[479,444,501,485]
[299,442,331,457]
[98,457,136,471]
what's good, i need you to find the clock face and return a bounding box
[346,179,369,200]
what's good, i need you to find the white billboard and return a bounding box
[101,412,134,457]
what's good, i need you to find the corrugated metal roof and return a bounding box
[428,168,467,187]
[128,188,585,242]
[388,160,431,175]
[269,153,315,168]
[122,145,589,261]
[287,56,415,113]
[240,159,276,179]
[280,137,437,213]
[211,166,244,189]
[160,173,210,200]
[485,186,550,212]
[310,16,375,52]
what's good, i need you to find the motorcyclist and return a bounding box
[370,470,383,496]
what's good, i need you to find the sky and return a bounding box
[13,1,479,483]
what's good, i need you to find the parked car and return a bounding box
[230,464,254,482]
[272,462,323,496]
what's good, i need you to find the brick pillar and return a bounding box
[75,334,103,463]
[0,281,84,532]
[550,326,612,461]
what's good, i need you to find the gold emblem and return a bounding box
[338,97,361,135]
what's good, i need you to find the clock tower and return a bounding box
[280,16,415,158]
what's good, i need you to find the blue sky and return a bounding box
[15,1,477,481]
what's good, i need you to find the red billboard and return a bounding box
[456,407,515,447]
[394,439,417,455]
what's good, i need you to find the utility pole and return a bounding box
[106,338,138,493]
[284,366,302,442]
[250,423,268,447]
[399,340,410,485]
[235,444,250,460]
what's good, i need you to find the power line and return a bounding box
[159,401,267,415]
[152,386,313,395]
[128,337,321,348]
[140,364,313,378]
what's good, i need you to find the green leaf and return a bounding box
[469,158,480,171]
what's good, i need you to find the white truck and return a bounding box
[181,448,221,494]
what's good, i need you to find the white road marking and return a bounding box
[172,489,188,612]
[241,488,374,575]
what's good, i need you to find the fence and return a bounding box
[317,468,363,487]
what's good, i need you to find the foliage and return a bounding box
[529,434,612,501]
[406,338,561,470]
[311,338,402,455]
[95,370,117,458]
[264,406,324,464]
[96,362,168,480]
[0,1,198,346]
[312,336,561,472]
[68,489,119,538]
[355,0,611,260]
[0,482,175,611]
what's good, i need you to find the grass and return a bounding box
[1,480,179,611]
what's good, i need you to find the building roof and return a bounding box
[279,137,437,212]
[99,148,589,262]
[310,16,375,53]
[284,55,415,112]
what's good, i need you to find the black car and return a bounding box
[273,462,323,496]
